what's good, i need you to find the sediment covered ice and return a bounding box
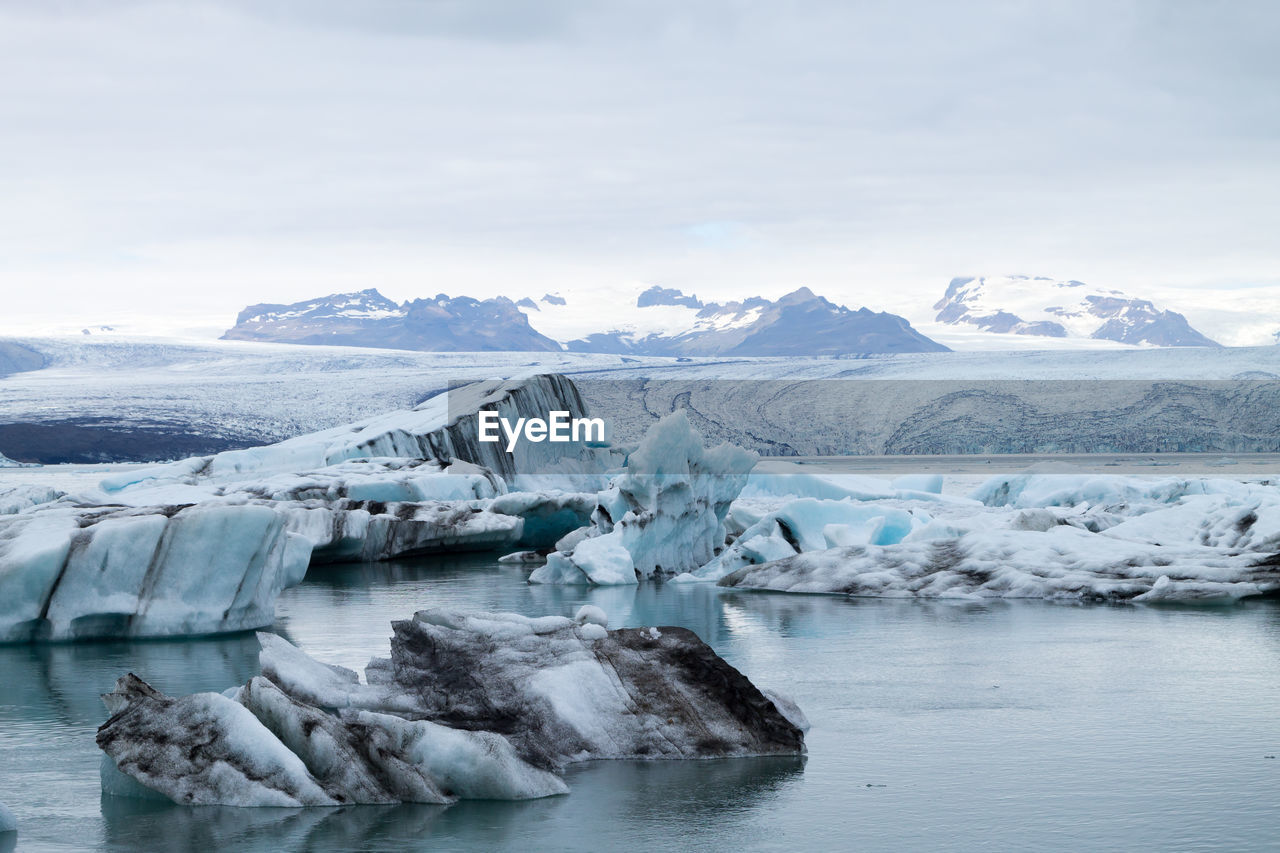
[530,411,756,584]
[98,607,804,806]
[274,498,523,563]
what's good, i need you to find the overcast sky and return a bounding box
[2,0,1278,337]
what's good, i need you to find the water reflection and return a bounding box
[0,633,263,726]
[3,554,1279,852]
[97,757,805,853]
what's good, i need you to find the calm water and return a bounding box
[2,555,1279,852]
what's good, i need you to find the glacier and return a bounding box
[529,411,756,585]
[99,374,616,489]
[97,608,806,806]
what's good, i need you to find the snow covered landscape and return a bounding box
[2,339,1280,846]
[5,1,1280,848]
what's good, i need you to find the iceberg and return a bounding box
[274,499,524,563]
[0,502,311,642]
[98,608,805,806]
[530,411,756,584]
[678,498,924,582]
[718,524,1280,603]
[0,801,13,834]
[717,470,1280,604]
[969,471,1251,510]
[0,451,34,469]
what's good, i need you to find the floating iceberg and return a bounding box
[0,451,34,469]
[719,524,1280,603]
[274,498,524,563]
[716,471,1280,603]
[530,411,756,584]
[678,498,924,582]
[98,608,805,806]
[0,801,13,834]
[0,502,311,642]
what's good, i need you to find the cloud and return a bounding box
[0,0,1277,331]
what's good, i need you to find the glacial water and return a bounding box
[2,554,1279,852]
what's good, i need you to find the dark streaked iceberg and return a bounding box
[97,607,806,806]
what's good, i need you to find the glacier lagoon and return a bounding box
[2,553,1278,852]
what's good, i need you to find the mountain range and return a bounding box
[220,277,1235,355]
[932,275,1220,347]
[223,286,949,355]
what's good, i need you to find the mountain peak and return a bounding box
[222,291,560,352]
[933,275,1220,347]
[776,286,819,306]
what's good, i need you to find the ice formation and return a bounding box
[98,608,806,806]
[529,411,756,584]
[0,801,13,834]
[0,484,63,515]
[0,502,311,642]
[679,498,924,582]
[719,473,1280,603]
[100,374,615,490]
[0,375,618,641]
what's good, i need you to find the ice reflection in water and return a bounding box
[0,552,1278,851]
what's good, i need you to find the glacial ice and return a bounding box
[718,527,1279,602]
[708,470,1280,603]
[273,499,524,563]
[677,498,924,582]
[0,452,33,469]
[0,801,13,834]
[0,484,63,515]
[0,503,311,642]
[529,411,756,584]
[98,608,805,806]
[719,471,1280,603]
[0,375,620,641]
[100,374,615,492]
[8,365,1280,647]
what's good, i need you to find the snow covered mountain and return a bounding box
[223,286,947,356]
[222,289,561,352]
[932,276,1221,347]
[526,286,948,356]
